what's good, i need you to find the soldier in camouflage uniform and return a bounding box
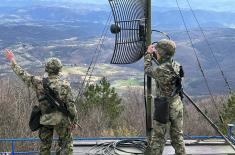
[5,49,79,155]
[144,39,186,155]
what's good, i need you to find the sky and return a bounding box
[1,0,235,12]
[70,0,234,6]
[72,0,235,12]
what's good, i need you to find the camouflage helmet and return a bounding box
[155,39,176,59]
[45,57,62,74]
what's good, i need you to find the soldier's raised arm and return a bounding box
[5,49,40,89]
[144,45,161,78]
[144,45,155,77]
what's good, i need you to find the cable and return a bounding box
[86,13,112,85]
[175,0,221,119]
[144,73,148,135]
[152,29,171,40]
[113,140,147,154]
[185,0,232,93]
[86,139,147,155]
[75,12,112,102]
[87,142,113,155]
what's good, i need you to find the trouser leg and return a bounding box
[55,125,73,155]
[170,101,186,155]
[39,126,53,155]
[150,120,167,155]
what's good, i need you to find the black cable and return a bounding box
[87,142,112,155]
[185,0,232,93]
[175,0,221,119]
[152,29,171,40]
[144,73,148,135]
[88,140,147,154]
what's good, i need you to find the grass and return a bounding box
[62,64,144,88]
[62,66,88,76]
[112,78,141,87]
[95,64,129,75]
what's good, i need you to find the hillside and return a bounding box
[0,3,234,95]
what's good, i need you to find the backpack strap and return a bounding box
[169,61,184,99]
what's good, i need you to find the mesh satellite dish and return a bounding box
[108,0,147,64]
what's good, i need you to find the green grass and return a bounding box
[62,64,143,89]
[112,78,141,87]
[62,66,88,76]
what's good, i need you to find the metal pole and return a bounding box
[183,91,235,151]
[227,124,234,141]
[11,140,15,155]
[146,0,152,140]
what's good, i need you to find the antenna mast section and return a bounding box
[146,0,152,141]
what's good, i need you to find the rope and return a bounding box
[175,0,221,118]
[185,0,232,93]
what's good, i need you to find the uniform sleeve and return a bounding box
[62,82,78,124]
[144,53,160,78]
[144,54,154,77]
[11,61,39,89]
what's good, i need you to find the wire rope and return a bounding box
[75,11,112,102]
[175,0,221,119]
[185,0,232,93]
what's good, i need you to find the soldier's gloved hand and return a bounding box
[5,49,15,62]
[147,45,156,54]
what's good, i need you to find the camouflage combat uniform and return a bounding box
[11,58,78,155]
[144,40,186,155]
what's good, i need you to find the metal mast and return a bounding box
[146,0,152,141]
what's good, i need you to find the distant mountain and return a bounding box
[153,0,235,12]
[1,0,235,13]
[0,0,109,9]
[1,5,235,30]
[1,27,234,95]
[152,8,235,29]
[174,29,235,94]
[0,4,234,95]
